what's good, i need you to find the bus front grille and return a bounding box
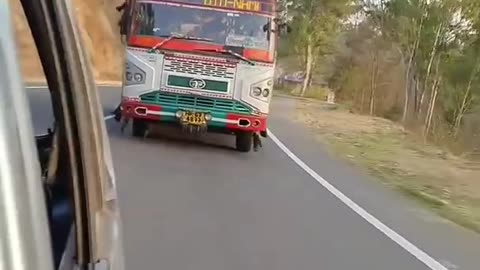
[163,57,235,79]
[140,91,252,114]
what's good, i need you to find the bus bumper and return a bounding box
[120,101,268,133]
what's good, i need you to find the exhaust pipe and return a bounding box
[238,119,251,128]
[135,107,147,116]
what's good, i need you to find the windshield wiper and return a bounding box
[149,33,214,52]
[194,48,255,66]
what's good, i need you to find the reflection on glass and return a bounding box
[134,3,270,50]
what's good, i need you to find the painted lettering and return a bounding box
[203,0,261,12]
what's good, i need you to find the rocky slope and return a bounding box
[10,0,124,82]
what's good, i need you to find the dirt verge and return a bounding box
[10,0,124,83]
[295,100,480,233]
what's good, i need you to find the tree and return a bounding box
[317,0,480,152]
[287,0,352,96]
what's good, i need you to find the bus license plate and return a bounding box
[181,111,206,126]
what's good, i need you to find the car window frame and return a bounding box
[0,2,55,270]
[2,0,123,268]
[19,0,124,269]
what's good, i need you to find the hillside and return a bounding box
[10,0,124,82]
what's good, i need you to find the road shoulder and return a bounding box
[269,96,480,270]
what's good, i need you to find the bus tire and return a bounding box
[236,131,252,152]
[132,119,147,138]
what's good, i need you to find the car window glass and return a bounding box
[10,0,52,135]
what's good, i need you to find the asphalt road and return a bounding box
[28,87,480,270]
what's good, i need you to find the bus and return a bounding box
[120,0,279,152]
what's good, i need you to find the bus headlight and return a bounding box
[126,72,133,81]
[134,73,143,82]
[251,87,262,97]
[125,62,146,86]
[250,78,273,101]
[262,88,270,97]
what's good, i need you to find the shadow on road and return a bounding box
[107,120,239,153]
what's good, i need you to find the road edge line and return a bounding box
[267,129,448,270]
[26,84,121,89]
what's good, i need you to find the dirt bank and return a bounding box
[10,0,124,82]
[296,100,480,233]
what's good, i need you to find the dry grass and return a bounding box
[296,100,480,233]
[10,0,124,82]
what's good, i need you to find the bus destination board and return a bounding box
[153,0,274,13]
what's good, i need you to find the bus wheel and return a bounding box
[132,119,147,138]
[236,131,252,152]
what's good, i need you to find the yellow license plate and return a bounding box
[181,111,206,125]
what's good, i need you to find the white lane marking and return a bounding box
[267,129,448,270]
[26,85,120,89]
[26,86,48,89]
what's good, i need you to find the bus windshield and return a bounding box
[132,2,272,51]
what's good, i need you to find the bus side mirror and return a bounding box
[263,23,270,32]
[272,18,291,36]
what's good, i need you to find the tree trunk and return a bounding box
[369,52,378,116]
[453,59,480,137]
[402,58,413,122]
[419,23,443,116]
[453,93,470,138]
[413,76,419,113]
[360,87,366,113]
[402,9,426,124]
[424,77,440,141]
[423,24,443,92]
[423,56,442,140]
[418,86,427,117]
[300,42,313,97]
